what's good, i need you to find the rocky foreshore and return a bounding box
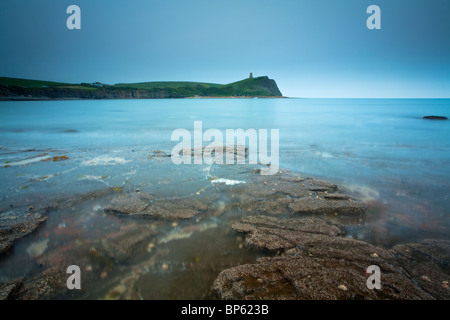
[212,215,450,299]
[0,168,449,300]
[0,208,48,255]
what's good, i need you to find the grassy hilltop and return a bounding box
[0,76,283,100]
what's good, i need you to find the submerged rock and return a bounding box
[100,225,157,262]
[148,150,171,160]
[158,221,218,244]
[288,197,366,215]
[0,241,13,255]
[100,169,366,221]
[105,194,211,220]
[231,216,341,251]
[26,238,49,258]
[13,264,81,300]
[235,173,366,216]
[0,208,48,255]
[175,145,248,160]
[106,196,148,215]
[393,240,450,299]
[0,278,24,300]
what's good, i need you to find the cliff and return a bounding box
[0,76,283,100]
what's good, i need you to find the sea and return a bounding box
[0,98,449,299]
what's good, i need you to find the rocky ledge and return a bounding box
[234,173,366,216]
[212,215,450,300]
[105,194,212,220]
[1,168,448,300]
[0,188,120,257]
[423,116,448,120]
[0,207,48,255]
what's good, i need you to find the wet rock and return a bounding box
[14,264,80,300]
[0,208,47,255]
[233,173,366,217]
[0,278,24,300]
[148,150,171,160]
[231,216,341,251]
[52,155,69,162]
[100,225,157,262]
[179,146,248,159]
[306,179,337,192]
[322,193,351,200]
[243,198,293,215]
[105,196,148,215]
[213,215,450,300]
[105,194,210,220]
[239,175,311,199]
[144,198,210,220]
[212,241,432,299]
[393,240,450,299]
[288,197,366,215]
[0,240,13,255]
[423,116,448,120]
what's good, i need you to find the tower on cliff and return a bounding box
[249,73,253,79]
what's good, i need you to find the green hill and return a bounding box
[114,81,223,90]
[113,76,282,97]
[0,77,72,88]
[0,76,283,99]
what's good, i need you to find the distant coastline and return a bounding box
[0,96,288,102]
[0,76,284,101]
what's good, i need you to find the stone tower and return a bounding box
[249,73,253,79]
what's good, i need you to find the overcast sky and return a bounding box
[0,0,449,98]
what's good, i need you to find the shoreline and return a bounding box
[0,96,288,101]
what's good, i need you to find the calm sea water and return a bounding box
[1,98,450,228]
[0,98,449,298]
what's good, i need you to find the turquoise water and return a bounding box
[1,98,449,245]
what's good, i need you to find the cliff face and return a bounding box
[238,76,282,97]
[0,85,179,100]
[0,76,283,100]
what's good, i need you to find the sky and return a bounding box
[0,0,449,98]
